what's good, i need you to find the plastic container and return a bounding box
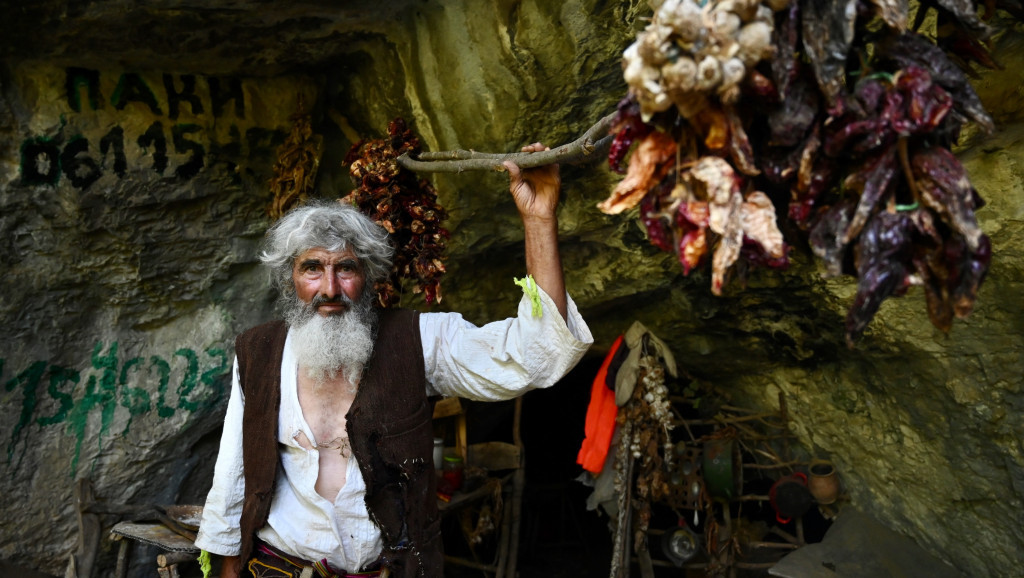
[433,437,444,472]
[442,455,464,491]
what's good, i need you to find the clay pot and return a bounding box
[807,460,840,505]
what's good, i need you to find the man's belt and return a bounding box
[252,539,382,578]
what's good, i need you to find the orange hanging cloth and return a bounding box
[576,335,624,474]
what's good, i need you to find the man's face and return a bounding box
[291,247,367,316]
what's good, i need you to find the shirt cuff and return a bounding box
[193,527,241,557]
[515,287,594,389]
[523,286,594,346]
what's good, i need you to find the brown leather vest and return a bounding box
[234,310,442,577]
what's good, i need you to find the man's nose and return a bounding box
[319,267,340,297]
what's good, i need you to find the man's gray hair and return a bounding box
[260,200,394,296]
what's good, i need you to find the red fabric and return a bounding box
[576,335,624,474]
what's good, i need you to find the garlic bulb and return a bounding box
[695,55,723,91]
[737,21,774,66]
[621,0,788,118]
[662,56,698,92]
[718,57,746,103]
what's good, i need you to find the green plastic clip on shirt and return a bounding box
[199,550,212,578]
[513,275,543,318]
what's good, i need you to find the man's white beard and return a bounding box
[285,292,377,388]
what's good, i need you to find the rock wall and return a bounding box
[0,62,316,575]
[0,1,1022,577]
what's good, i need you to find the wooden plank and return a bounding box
[110,522,199,552]
[432,397,463,419]
[468,442,520,471]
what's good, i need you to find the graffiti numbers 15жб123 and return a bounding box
[2,341,229,477]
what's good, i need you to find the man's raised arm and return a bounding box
[503,142,568,322]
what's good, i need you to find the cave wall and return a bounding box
[0,1,1022,577]
[0,62,313,575]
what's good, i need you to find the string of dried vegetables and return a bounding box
[268,97,322,219]
[342,118,450,307]
[611,352,675,575]
[602,0,1013,344]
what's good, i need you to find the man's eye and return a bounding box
[337,261,359,275]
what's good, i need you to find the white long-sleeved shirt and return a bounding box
[195,288,592,571]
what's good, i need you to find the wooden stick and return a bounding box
[621,485,633,578]
[612,425,635,578]
[719,405,761,414]
[115,540,129,578]
[440,474,510,511]
[747,541,800,550]
[157,551,198,567]
[778,391,792,460]
[72,478,100,578]
[396,112,617,173]
[443,556,497,572]
[743,461,804,470]
[494,478,513,578]
[727,432,797,441]
[735,561,781,570]
[768,526,800,545]
[673,412,785,427]
[505,397,525,577]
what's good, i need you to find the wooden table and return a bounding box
[109,521,200,578]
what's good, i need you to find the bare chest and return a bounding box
[294,372,357,451]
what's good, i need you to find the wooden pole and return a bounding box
[69,478,100,578]
[505,397,525,578]
[114,539,129,578]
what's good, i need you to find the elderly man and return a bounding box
[195,144,593,578]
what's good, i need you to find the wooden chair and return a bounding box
[433,397,525,578]
[65,478,199,578]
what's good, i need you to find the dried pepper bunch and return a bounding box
[762,0,1004,344]
[343,118,449,307]
[605,0,1012,343]
[601,0,791,296]
[269,98,322,219]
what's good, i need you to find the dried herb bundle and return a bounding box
[343,118,450,307]
[604,0,1009,344]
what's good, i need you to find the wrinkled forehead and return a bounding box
[293,246,360,266]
